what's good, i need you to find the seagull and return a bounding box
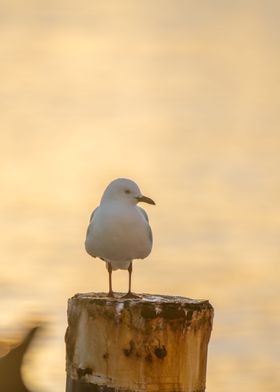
[85,178,155,298]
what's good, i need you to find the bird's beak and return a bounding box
[136,195,156,205]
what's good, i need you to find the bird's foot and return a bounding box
[121,292,141,299]
[107,291,115,298]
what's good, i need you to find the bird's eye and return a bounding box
[124,189,131,194]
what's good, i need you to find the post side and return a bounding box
[65,292,214,392]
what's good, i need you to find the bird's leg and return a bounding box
[128,261,132,294]
[107,263,114,298]
[122,262,141,299]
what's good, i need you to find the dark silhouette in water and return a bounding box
[0,326,39,392]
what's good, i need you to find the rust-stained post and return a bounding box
[65,293,213,392]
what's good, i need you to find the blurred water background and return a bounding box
[0,1,279,391]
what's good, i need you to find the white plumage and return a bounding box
[85,178,155,297]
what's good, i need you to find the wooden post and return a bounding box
[65,293,213,392]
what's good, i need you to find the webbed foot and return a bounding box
[107,291,115,298]
[121,292,141,299]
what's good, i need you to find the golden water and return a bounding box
[0,1,279,391]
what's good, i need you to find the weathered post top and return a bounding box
[65,292,214,392]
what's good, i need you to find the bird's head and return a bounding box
[101,178,155,206]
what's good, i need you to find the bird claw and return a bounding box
[107,291,115,298]
[121,292,141,299]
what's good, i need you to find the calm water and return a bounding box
[0,1,280,391]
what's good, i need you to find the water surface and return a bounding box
[0,1,279,391]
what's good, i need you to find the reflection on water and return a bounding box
[0,1,280,391]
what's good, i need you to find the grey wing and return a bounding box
[139,207,153,244]
[86,208,97,241]
[89,207,98,223]
[85,207,99,257]
[139,207,149,223]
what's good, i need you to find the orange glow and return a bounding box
[0,1,279,391]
